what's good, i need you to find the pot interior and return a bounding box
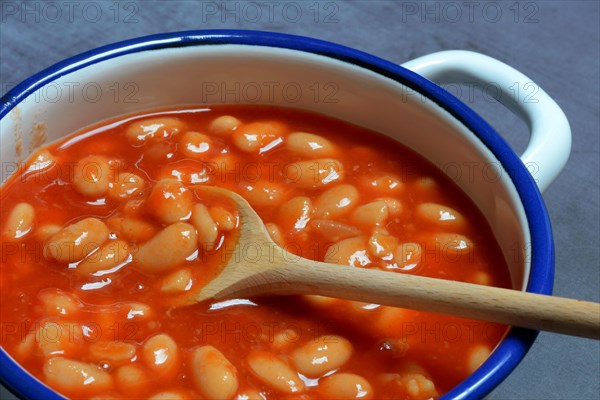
[0,45,530,291]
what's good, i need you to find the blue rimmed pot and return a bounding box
[0,30,571,399]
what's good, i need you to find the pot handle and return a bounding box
[402,50,571,193]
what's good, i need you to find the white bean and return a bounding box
[44,218,109,263]
[191,203,218,251]
[135,222,197,273]
[467,344,491,374]
[89,341,136,363]
[265,223,284,246]
[4,202,34,240]
[37,288,81,316]
[142,333,180,378]
[126,117,186,144]
[107,172,145,200]
[149,391,186,400]
[350,201,389,227]
[367,175,404,195]
[318,373,373,399]
[77,240,130,274]
[209,115,241,136]
[161,268,192,293]
[394,242,422,269]
[314,184,359,219]
[232,121,286,153]
[43,357,113,394]
[106,217,156,243]
[247,351,304,394]
[416,202,465,227]
[287,158,344,188]
[310,219,361,242]
[239,181,286,209]
[191,345,239,400]
[286,131,336,158]
[116,365,148,395]
[279,196,313,230]
[148,179,193,224]
[324,237,371,267]
[291,335,353,378]
[434,233,473,256]
[179,131,212,158]
[73,155,112,197]
[209,206,236,231]
[368,229,399,259]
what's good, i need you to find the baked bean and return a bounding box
[434,233,473,255]
[415,176,437,190]
[142,333,180,378]
[394,242,422,269]
[77,240,130,275]
[144,142,176,162]
[116,365,148,395]
[44,218,109,263]
[179,131,212,158]
[239,181,287,209]
[279,196,313,230]
[367,175,404,195]
[236,389,266,400]
[303,295,338,307]
[351,201,389,228]
[157,162,212,185]
[472,271,492,286]
[36,322,81,357]
[36,224,61,242]
[272,328,301,351]
[368,229,399,259]
[209,115,241,136]
[467,344,491,374]
[324,237,371,267]
[135,222,197,273]
[120,302,153,321]
[107,217,156,243]
[126,117,186,144]
[210,206,236,231]
[191,345,239,400]
[396,373,438,399]
[291,335,353,378]
[247,351,304,393]
[4,202,34,240]
[286,131,336,158]
[319,373,373,399]
[89,341,136,363]
[416,203,465,228]
[314,184,358,219]
[265,223,284,246]
[310,219,361,242]
[161,268,192,293]
[149,392,186,400]
[232,121,286,153]
[287,158,344,188]
[36,288,81,316]
[25,149,56,174]
[191,204,219,251]
[378,197,403,217]
[148,179,193,224]
[107,172,145,200]
[43,357,113,395]
[73,155,112,197]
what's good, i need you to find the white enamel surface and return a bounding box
[0,45,534,290]
[403,50,572,193]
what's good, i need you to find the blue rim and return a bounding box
[0,30,554,400]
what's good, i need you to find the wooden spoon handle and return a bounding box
[255,261,600,339]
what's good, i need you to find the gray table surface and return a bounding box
[1,1,598,399]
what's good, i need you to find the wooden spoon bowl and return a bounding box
[189,186,600,340]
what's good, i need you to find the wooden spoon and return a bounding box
[191,186,600,339]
